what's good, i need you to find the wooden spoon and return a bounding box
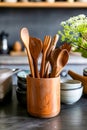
[40,35,51,78]
[29,37,43,78]
[20,27,34,77]
[50,49,69,77]
[55,49,69,77]
[49,48,61,78]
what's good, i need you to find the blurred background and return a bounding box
[0,1,87,52]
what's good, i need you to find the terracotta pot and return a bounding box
[27,76,60,118]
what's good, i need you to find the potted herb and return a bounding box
[58,14,87,58]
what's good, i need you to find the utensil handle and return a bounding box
[50,66,57,78]
[40,53,46,78]
[33,60,40,78]
[45,62,50,78]
[27,49,35,78]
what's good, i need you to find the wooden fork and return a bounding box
[40,35,51,78]
[45,34,59,77]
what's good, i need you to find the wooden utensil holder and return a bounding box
[27,75,60,118]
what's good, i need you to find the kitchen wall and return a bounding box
[0,7,87,50]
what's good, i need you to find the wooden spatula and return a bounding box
[29,37,43,78]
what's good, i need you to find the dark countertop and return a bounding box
[0,85,87,130]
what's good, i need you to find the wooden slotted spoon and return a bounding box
[29,37,43,78]
[20,27,34,77]
[40,35,51,78]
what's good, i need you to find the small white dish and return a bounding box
[61,86,83,105]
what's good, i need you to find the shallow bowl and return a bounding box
[17,70,29,90]
[61,79,82,90]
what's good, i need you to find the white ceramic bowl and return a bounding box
[61,79,82,90]
[61,86,83,105]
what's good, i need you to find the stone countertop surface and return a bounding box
[0,85,87,130]
[0,53,87,65]
[0,55,29,65]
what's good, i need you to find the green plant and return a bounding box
[58,14,87,58]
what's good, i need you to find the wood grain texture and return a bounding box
[0,2,87,8]
[27,75,60,118]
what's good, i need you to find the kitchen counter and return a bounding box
[0,55,28,65]
[0,53,87,82]
[0,85,87,130]
[0,53,87,65]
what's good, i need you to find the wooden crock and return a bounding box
[27,76,60,118]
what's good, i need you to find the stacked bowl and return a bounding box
[16,70,29,106]
[61,79,83,105]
